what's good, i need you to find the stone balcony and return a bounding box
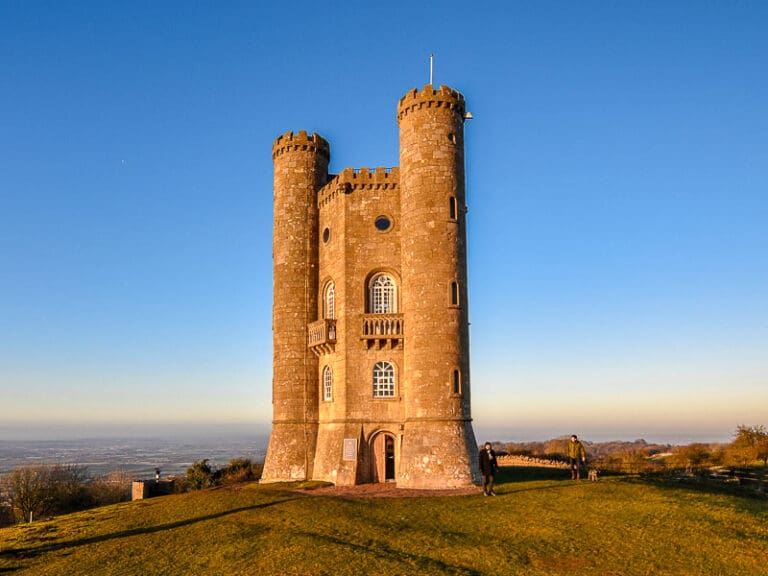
[361,313,404,349]
[308,319,336,356]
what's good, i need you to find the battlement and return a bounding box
[397,84,466,122]
[272,130,330,161]
[336,166,399,185]
[318,167,399,208]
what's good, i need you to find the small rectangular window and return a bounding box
[449,196,457,220]
[451,281,459,306]
[453,370,461,394]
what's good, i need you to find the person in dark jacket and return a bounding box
[567,434,587,480]
[479,442,498,496]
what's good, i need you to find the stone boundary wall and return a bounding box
[497,455,569,469]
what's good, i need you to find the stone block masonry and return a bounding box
[261,85,480,489]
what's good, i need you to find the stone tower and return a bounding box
[261,131,328,482]
[261,85,480,489]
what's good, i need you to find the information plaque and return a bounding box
[342,438,357,461]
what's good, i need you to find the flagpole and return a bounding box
[429,53,434,85]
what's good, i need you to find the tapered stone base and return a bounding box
[260,422,317,483]
[397,419,481,489]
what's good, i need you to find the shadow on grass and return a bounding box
[496,466,571,484]
[628,473,767,507]
[0,497,298,562]
[294,528,482,576]
[491,465,628,496]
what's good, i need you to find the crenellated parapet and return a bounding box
[397,84,465,123]
[318,166,399,208]
[336,166,399,187]
[272,130,330,161]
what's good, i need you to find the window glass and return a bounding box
[370,275,397,314]
[373,361,395,398]
[324,282,335,319]
[323,366,333,401]
[375,215,392,231]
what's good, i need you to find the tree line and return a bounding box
[0,458,263,527]
[495,424,768,477]
[0,465,130,526]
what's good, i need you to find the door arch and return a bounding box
[370,431,397,483]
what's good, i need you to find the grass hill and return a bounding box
[1,467,766,575]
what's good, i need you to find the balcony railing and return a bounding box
[361,313,404,349]
[308,319,336,356]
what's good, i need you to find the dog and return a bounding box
[588,468,599,482]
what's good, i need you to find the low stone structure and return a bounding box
[496,455,569,469]
[131,479,175,500]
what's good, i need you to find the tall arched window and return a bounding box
[322,365,333,401]
[372,361,396,398]
[324,281,335,319]
[369,274,397,314]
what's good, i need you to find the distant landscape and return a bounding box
[0,426,762,481]
[0,434,269,479]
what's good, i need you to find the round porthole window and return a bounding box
[322,227,331,243]
[374,215,392,231]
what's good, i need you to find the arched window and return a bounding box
[322,366,333,401]
[369,274,397,314]
[449,196,458,220]
[372,361,396,398]
[324,281,335,319]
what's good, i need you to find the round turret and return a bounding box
[397,84,478,488]
[262,130,329,483]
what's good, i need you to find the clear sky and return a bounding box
[1,1,766,444]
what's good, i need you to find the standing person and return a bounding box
[567,435,587,480]
[479,442,498,496]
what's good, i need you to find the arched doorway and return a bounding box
[370,432,396,483]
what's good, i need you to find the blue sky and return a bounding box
[1,1,766,443]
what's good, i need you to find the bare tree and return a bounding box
[6,466,52,522]
[4,464,91,523]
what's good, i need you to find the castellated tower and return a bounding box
[262,85,480,489]
[396,86,478,488]
[261,131,328,482]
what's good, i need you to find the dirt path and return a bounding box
[295,482,481,498]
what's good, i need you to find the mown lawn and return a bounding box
[1,467,766,575]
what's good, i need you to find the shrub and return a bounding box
[220,458,263,484]
[185,459,217,490]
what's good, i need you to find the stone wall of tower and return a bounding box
[397,85,480,488]
[265,85,480,489]
[261,130,328,483]
[312,168,405,485]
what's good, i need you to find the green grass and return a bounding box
[1,467,766,575]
